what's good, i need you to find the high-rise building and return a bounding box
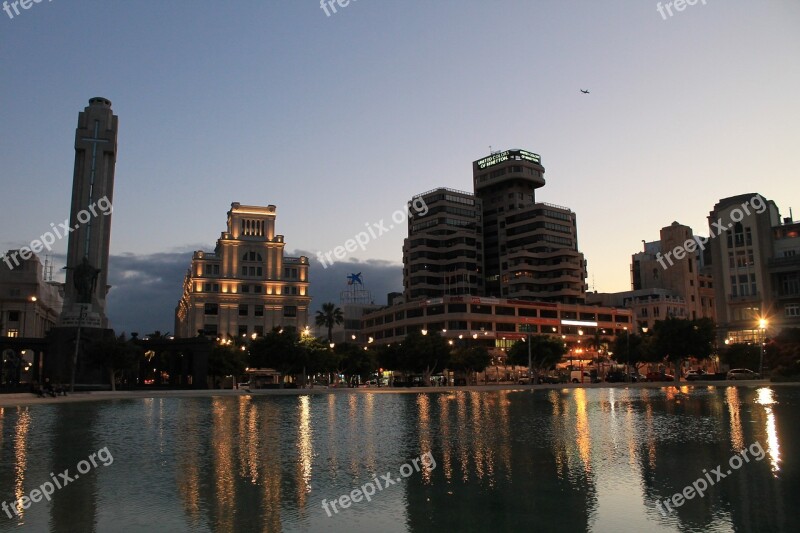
[403,188,483,300]
[60,97,118,329]
[401,149,587,304]
[175,203,311,338]
[707,194,800,341]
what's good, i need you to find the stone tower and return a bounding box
[60,97,118,329]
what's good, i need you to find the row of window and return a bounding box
[204,303,297,317]
[364,305,627,326]
[200,283,302,294]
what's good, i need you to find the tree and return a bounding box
[767,328,800,381]
[719,343,761,372]
[611,333,658,372]
[315,303,344,342]
[652,318,715,382]
[248,327,304,387]
[507,335,566,381]
[397,331,450,386]
[335,343,377,384]
[85,333,141,391]
[448,345,491,385]
[208,342,247,388]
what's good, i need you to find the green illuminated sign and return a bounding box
[476,149,541,169]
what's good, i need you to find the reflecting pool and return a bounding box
[0,386,797,532]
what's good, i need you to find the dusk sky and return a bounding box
[2,1,799,334]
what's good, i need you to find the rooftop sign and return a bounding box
[476,149,541,170]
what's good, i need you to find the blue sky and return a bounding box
[1,1,799,334]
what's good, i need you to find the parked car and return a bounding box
[606,371,644,383]
[645,371,675,382]
[570,370,600,384]
[518,376,532,384]
[685,370,708,381]
[726,368,761,380]
[605,371,627,383]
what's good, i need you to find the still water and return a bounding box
[0,386,796,532]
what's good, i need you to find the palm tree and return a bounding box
[315,302,344,342]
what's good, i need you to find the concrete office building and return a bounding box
[631,222,716,322]
[175,203,311,339]
[361,295,633,351]
[587,288,688,332]
[401,149,587,306]
[473,149,586,302]
[707,194,800,342]
[403,188,484,300]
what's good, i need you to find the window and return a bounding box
[238,325,248,337]
[241,285,250,293]
[283,306,297,318]
[254,305,264,317]
[518,307,537,317]
[8,311,20,322]
[239,304,248,316]
[204,303,218,315]
[204,324,218,335]
[254,285,263,293]
[6,329,19,337]
[786,305,800,317]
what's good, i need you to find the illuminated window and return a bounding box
[7,329,19,338]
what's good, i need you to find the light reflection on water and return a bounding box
[0,386,797,532]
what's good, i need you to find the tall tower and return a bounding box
[60,97,118,329]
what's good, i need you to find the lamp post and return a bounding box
[624,326,630,383]
[70,304,87,393]
[758,318,767,377]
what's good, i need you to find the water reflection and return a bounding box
[0,387,796,532]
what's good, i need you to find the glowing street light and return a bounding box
[421,329,428,336]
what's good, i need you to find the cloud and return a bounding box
[105,249,402,336]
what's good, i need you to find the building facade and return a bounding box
[361,295,633,350]
[473,149,586,302]
[403,188,483,300]
[587,288,688,331]
[631,222,716,322]
[401,150,587,306]
[707,194,800,341]
[0,252,64,338]
[175,203,311,339]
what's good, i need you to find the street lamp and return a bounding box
[421,329,428,336]
[624,326,630,382]
[758,318,768,377]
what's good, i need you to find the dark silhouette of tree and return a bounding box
[652,318,715,382]
[449,345,491,385]
[315,303,343,342]
[86,333,141,391]
[507,335,566,381]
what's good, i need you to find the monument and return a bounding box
[41,98,119,389]
[59,97,118,329]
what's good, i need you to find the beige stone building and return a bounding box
[1,252,64,338]
[707,194,800,342]
[631,222,716,322]
[175,203,310,338]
